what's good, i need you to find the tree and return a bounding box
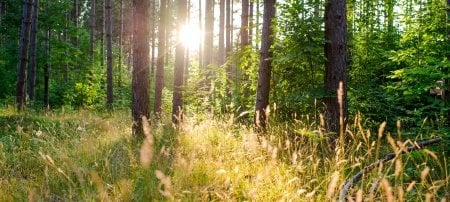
[154,0,167,118]
[323,0,348,137]
[105,0,113,109]
[203,0,214,70]
[172,0,187,124]
[90,0,96,64]
[447,0,450,127]
[28,0,39,101]
[132,0,150,136]
[218,0,225,65]
[240,0,249,47]
[254,0,276,130]
[44,29,50,110]
[16,0,34,111]
[225,0,232,95]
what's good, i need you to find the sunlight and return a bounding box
[179,24,202,51]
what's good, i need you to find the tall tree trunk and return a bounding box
[118,0,123,87]
[44,29,50,110]
[16,0,34,111]
[446,0,450,126]
[149,0,156,93]
[198,0,202,69]
[324,0,348,139]
[184,0,190,85]
[132,0,150,136]
[172,0,187,124]
[240,0,249,47]
[90,0,96,64]
[218,0,225,65]
[28,0,39,101]
[154,0,167,118]
[203,0,214,69]
[254,0,276,131]
[225,0,232,95]
[105,0,113,109]
[100,0,105,68]
[255,0,260,49]
[64,12,69,81]
[72,0,79,47]
[249,0,253,46]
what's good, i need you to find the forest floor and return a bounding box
[0,106,448,201]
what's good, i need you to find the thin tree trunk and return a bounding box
[16,0,34,111]
[118,0,123,87]
[225,0,232,96]
[100,0,105,68]
[154,0,167,118]
[249,0,253,46]
[28,0,39,101]
[90,0,96,64]
[240,0,249,47]
[204,0,214,69]
[172,0,187,124]
[105,0,113,109]
[255,0,260,49]
[184,0,190,85]
[324,0,348,140]
[64,12,69,81]
[198,0,202,69]
[254,0,276,131]
[149,0,156,93]
[132,0,150,136]
[218,0,225,65]
[446,0,450,126]
[72,0,79,47]
[44,29,50,110]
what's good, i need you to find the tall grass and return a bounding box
[0,106,448,201]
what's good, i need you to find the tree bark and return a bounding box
[240,0,249,47]
[254,0,276,131]
[218,0,225,65]
[16,0,34,111]
[105,0,113,109]
[28,0,39,101]
[149,0,156,92]
[203,0,214,70]
[324,0,348,138]
[198,0,202,69]
[118,0,123,87]
[446,0,450,126]
[90,0,96,64]
[132,0,150,136]
[100,0,105,68]
[44,29,50,110]
[72,0,79,47]
[154,0,167,119]
[172,0,187,124]
[225,0,232,95]
[249,0,253,46]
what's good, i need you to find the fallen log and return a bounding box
[338,137,442,202]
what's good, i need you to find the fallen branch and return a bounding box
[338,137,442,202]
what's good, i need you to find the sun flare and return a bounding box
[179,24,202,51]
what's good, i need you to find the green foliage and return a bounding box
[272,0,325,118]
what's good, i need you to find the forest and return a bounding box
[0,0,449,200]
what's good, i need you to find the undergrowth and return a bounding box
[0,106,448,201]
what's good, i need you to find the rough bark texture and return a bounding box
[249,0,253,46]
[203,0,214,69]
[240,0,249,47]
[446,0,450,127]
[218,0,225,65]
[90,0,96,64]
[172,0,187,124]
[225,0,232,95]
[154,0,167,118]
[132,0,150,136]
[198,0,202,69]
[44,29,50,110]
[16,0,34,111]
[28,0,39,101]
[254,0,276,130]
[105,0,113,109]
[324,0,348,137]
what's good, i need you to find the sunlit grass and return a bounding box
[0,107,448,201]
